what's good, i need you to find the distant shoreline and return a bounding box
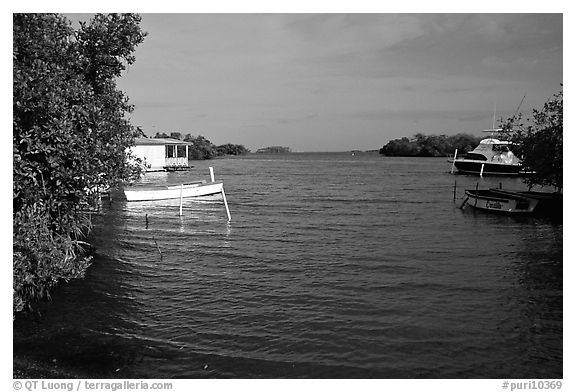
[242,151,449,157]
[249,150,381,154]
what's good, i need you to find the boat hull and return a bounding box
[464,189,539,214]
[124,182,223,202]
[491,189,562,217]
[453,159,523,176]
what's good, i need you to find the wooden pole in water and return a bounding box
[179,183,183,216]
[474,182,479,208]
[221,187,231,222]
[153,236,163,261]
[480,163,485,177]
[451,149,458,174]
[209,166,231,221]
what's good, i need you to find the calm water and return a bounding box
[14,153,563,378]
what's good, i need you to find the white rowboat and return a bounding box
[124,181,224,202]
[122,167,231,221]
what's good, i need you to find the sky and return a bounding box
[70,13,561,152]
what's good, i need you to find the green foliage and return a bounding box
[379,137,418,156]
[216,143,250,156]
[184,134,216,159]
[13,204,93,313]
[501,87,563,191]
[379,133,481,157]
[154,132,169,138]
[13,13,146,312]
[181,134,248,159]
[134,126,146,138]
[256,146,291,153]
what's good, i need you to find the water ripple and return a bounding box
[14,155,562,378]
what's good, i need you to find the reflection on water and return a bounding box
[14,155,562,378]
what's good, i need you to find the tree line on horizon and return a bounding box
[379,133,483,157]
[256,146,291,153]
[151,131,249,159]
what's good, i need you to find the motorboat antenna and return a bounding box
[493,102,497,130]
[513,94,526,118]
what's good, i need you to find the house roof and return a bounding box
[134,137,192,146]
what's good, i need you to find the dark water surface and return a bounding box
[14,153,562,378]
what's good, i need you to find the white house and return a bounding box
[129,137,192,172]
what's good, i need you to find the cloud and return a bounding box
[375,14,562,81]
[108,13,562,151]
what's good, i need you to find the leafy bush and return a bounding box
[13,204,93,313]
[379,133,482,157]
[184,135,216,160]
[215,143,250,156]
[13,13,146,313]
[501,87,563,191]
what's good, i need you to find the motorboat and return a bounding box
[449,130,527,176]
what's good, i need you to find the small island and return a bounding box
[379,133,482,157]
[256,146,292,154]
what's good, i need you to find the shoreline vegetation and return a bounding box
[378,133,482,157]
[13,14,148,314]
[256,146,291,154]
[150,131,250,159]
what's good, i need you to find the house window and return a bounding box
[166,145,175,158]
[177,145,187,158]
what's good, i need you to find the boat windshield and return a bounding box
[473,143,493,152]
[474,140,510,153]
[492,144,510,153]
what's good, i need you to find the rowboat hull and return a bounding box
[124,181,223,202]
[464,189,539,214]
[490,189,562,217]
